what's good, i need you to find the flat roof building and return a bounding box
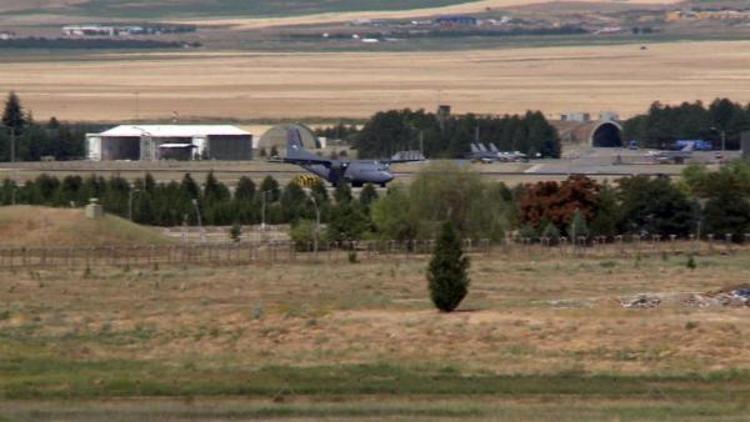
[86,125,252,161]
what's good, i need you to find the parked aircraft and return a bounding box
[468,142,527,163]
[647,142,694,164]
[281,128,423,187]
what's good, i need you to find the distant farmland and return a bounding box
[0,0,472,18]
[1,40,749,122]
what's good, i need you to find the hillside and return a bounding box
[0,206,170,246]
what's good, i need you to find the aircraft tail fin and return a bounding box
[489,143,499,153]
[286,127,319,160]
[470,144,480,153]
[478,143,488,152]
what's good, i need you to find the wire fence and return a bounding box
[0,235,745,271]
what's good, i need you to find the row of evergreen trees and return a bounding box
[1,161,749,243]
[350,109,561,159]
[1,92,101,161]
[623,98,750,149]
[0,171,378,233]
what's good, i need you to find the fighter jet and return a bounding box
[281,128,423,187]
[489,143,527,162]
[468,142,526,163]
[648,142,694,164]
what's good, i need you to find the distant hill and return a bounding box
[2,0,474,19]
[0,206,170,247]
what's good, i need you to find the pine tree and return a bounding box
[568,209,589,242]
[229,223,242,243]
[235,176,256,202]
[259,175,280,202]
[180,173,200,201]
[541,221,560,244]
[334,183,352,204]
[427,221,470,313]
[2,92,26,133]
[359,183,378,208]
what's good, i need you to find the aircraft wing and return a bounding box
[386,150,426,163]
[283,156,335,167]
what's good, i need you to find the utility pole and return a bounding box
[128,188,140,221]
[192,198,204,242]
[309,196,320,257]
[261,190,268,231]
[419,130,424,158]
[9,126,15,163]
[710,126,728,164]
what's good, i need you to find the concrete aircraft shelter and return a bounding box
[256,124,319,155]
[554,115,624,148]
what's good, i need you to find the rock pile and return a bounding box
[685,285,750,308]
[620,294,662,309]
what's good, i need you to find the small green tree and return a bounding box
[229,223,242,243]
[541,221,560,245]
[334,182,352,204]
[427,221,470,313]
[567,209,589,241]
[359,183,378,208]
[290,219,317,251]
[259,175,281,202]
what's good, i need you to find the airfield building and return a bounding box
[86,125,253,161]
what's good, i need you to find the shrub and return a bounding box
[290,219,317,252]
[687,255,696,270]
[229,223,242,243]
[427,221,470,313]
[541,222,560,245]
[567,209,589,242]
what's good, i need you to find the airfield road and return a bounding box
[2,40,750,122]
[0,149,713,187]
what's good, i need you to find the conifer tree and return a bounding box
[359,183,378,208]
[427,221,470,313]
[2,92,26,133]
[235,176,256,202]
[259,175,280,202]
[568,209,589,241]
[334,182,352,204]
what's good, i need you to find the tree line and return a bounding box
[0,171,379,241]
[321,108,561,159]
[1,92,102,161]
[623,98,750,149]
[0,38,200,49]
[1,160,749,243]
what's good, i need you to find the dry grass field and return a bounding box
[0,206,170,246]
[2,241,750,419]
[2,40,749,122]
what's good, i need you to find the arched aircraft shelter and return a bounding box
[590,120,624,148]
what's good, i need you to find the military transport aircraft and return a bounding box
[281,128,423,187]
